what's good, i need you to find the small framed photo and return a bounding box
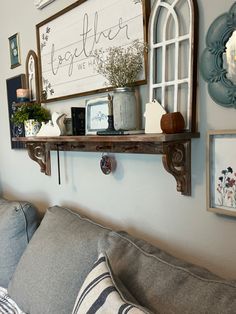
[8,33,21,69]
[85,97,109,135]
[207,130,236,217]
[34,0,55,9]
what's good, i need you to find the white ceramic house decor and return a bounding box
[148,0,198,132]
[144,100,166,133]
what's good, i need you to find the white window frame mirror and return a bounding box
[148,0,198,132]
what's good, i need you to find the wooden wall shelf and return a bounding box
[13,132,200,196]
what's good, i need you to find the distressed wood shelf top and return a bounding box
[13,132,200,196]
[14,132,199,143]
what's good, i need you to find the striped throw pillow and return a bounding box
[72,253,151,314]
[0,287,25,314]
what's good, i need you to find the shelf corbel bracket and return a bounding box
[26,142,51,176]
[162,140,191,196]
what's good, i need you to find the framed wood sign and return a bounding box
[36,0,150,102]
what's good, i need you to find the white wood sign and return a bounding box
[36,0,148,102]
[34,0,55,10]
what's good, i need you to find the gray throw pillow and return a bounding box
[99,231,236,314]
[8,206,111,314]
[0,198,38,288]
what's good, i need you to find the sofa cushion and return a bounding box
[72,253,151,314]
[8,206,111,314]
[99,231,236,314]
[0,198,38,288]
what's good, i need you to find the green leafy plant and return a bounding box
[12,103,51,125]
[93,40,147,88]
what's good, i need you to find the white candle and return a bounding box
[16,89,29,99]
[108,94,113,116]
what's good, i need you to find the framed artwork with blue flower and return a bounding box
[207,130,236,217]
[85,96,109,135]
[8,33,21,69]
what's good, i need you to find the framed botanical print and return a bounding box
[207,130,236,217]
[8,33,21,69]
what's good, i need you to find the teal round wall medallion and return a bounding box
[200,3,236,108]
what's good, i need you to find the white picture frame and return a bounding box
[36,0,149,102]
[207,130,236,217]
[85,97,109,135]
[34,0,55,10]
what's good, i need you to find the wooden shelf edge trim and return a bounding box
[13,132,200,196]
[12,132,200,143]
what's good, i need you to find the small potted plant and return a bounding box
[12,103,51,137]
[93,40,146,131]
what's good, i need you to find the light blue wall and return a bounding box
[0,0,236,279]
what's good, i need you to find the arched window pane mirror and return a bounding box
[148,0,198,132]
[25,50,40,103]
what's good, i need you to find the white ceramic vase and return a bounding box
[113,87,137,131]
[24,119,41,137]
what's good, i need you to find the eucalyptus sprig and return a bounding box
[93,40,147,88]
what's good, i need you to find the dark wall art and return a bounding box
[6,74,26,149]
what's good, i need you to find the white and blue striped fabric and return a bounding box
[72,253,150,314]
[0,287,25,314]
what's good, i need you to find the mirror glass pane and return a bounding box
[224,31,236,84]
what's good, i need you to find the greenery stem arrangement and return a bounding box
[12,103,51,137]
[12,103,50,126]
[93,40,147,131]
[93,40,146,88]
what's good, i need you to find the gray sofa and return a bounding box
[1,198,236,314]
